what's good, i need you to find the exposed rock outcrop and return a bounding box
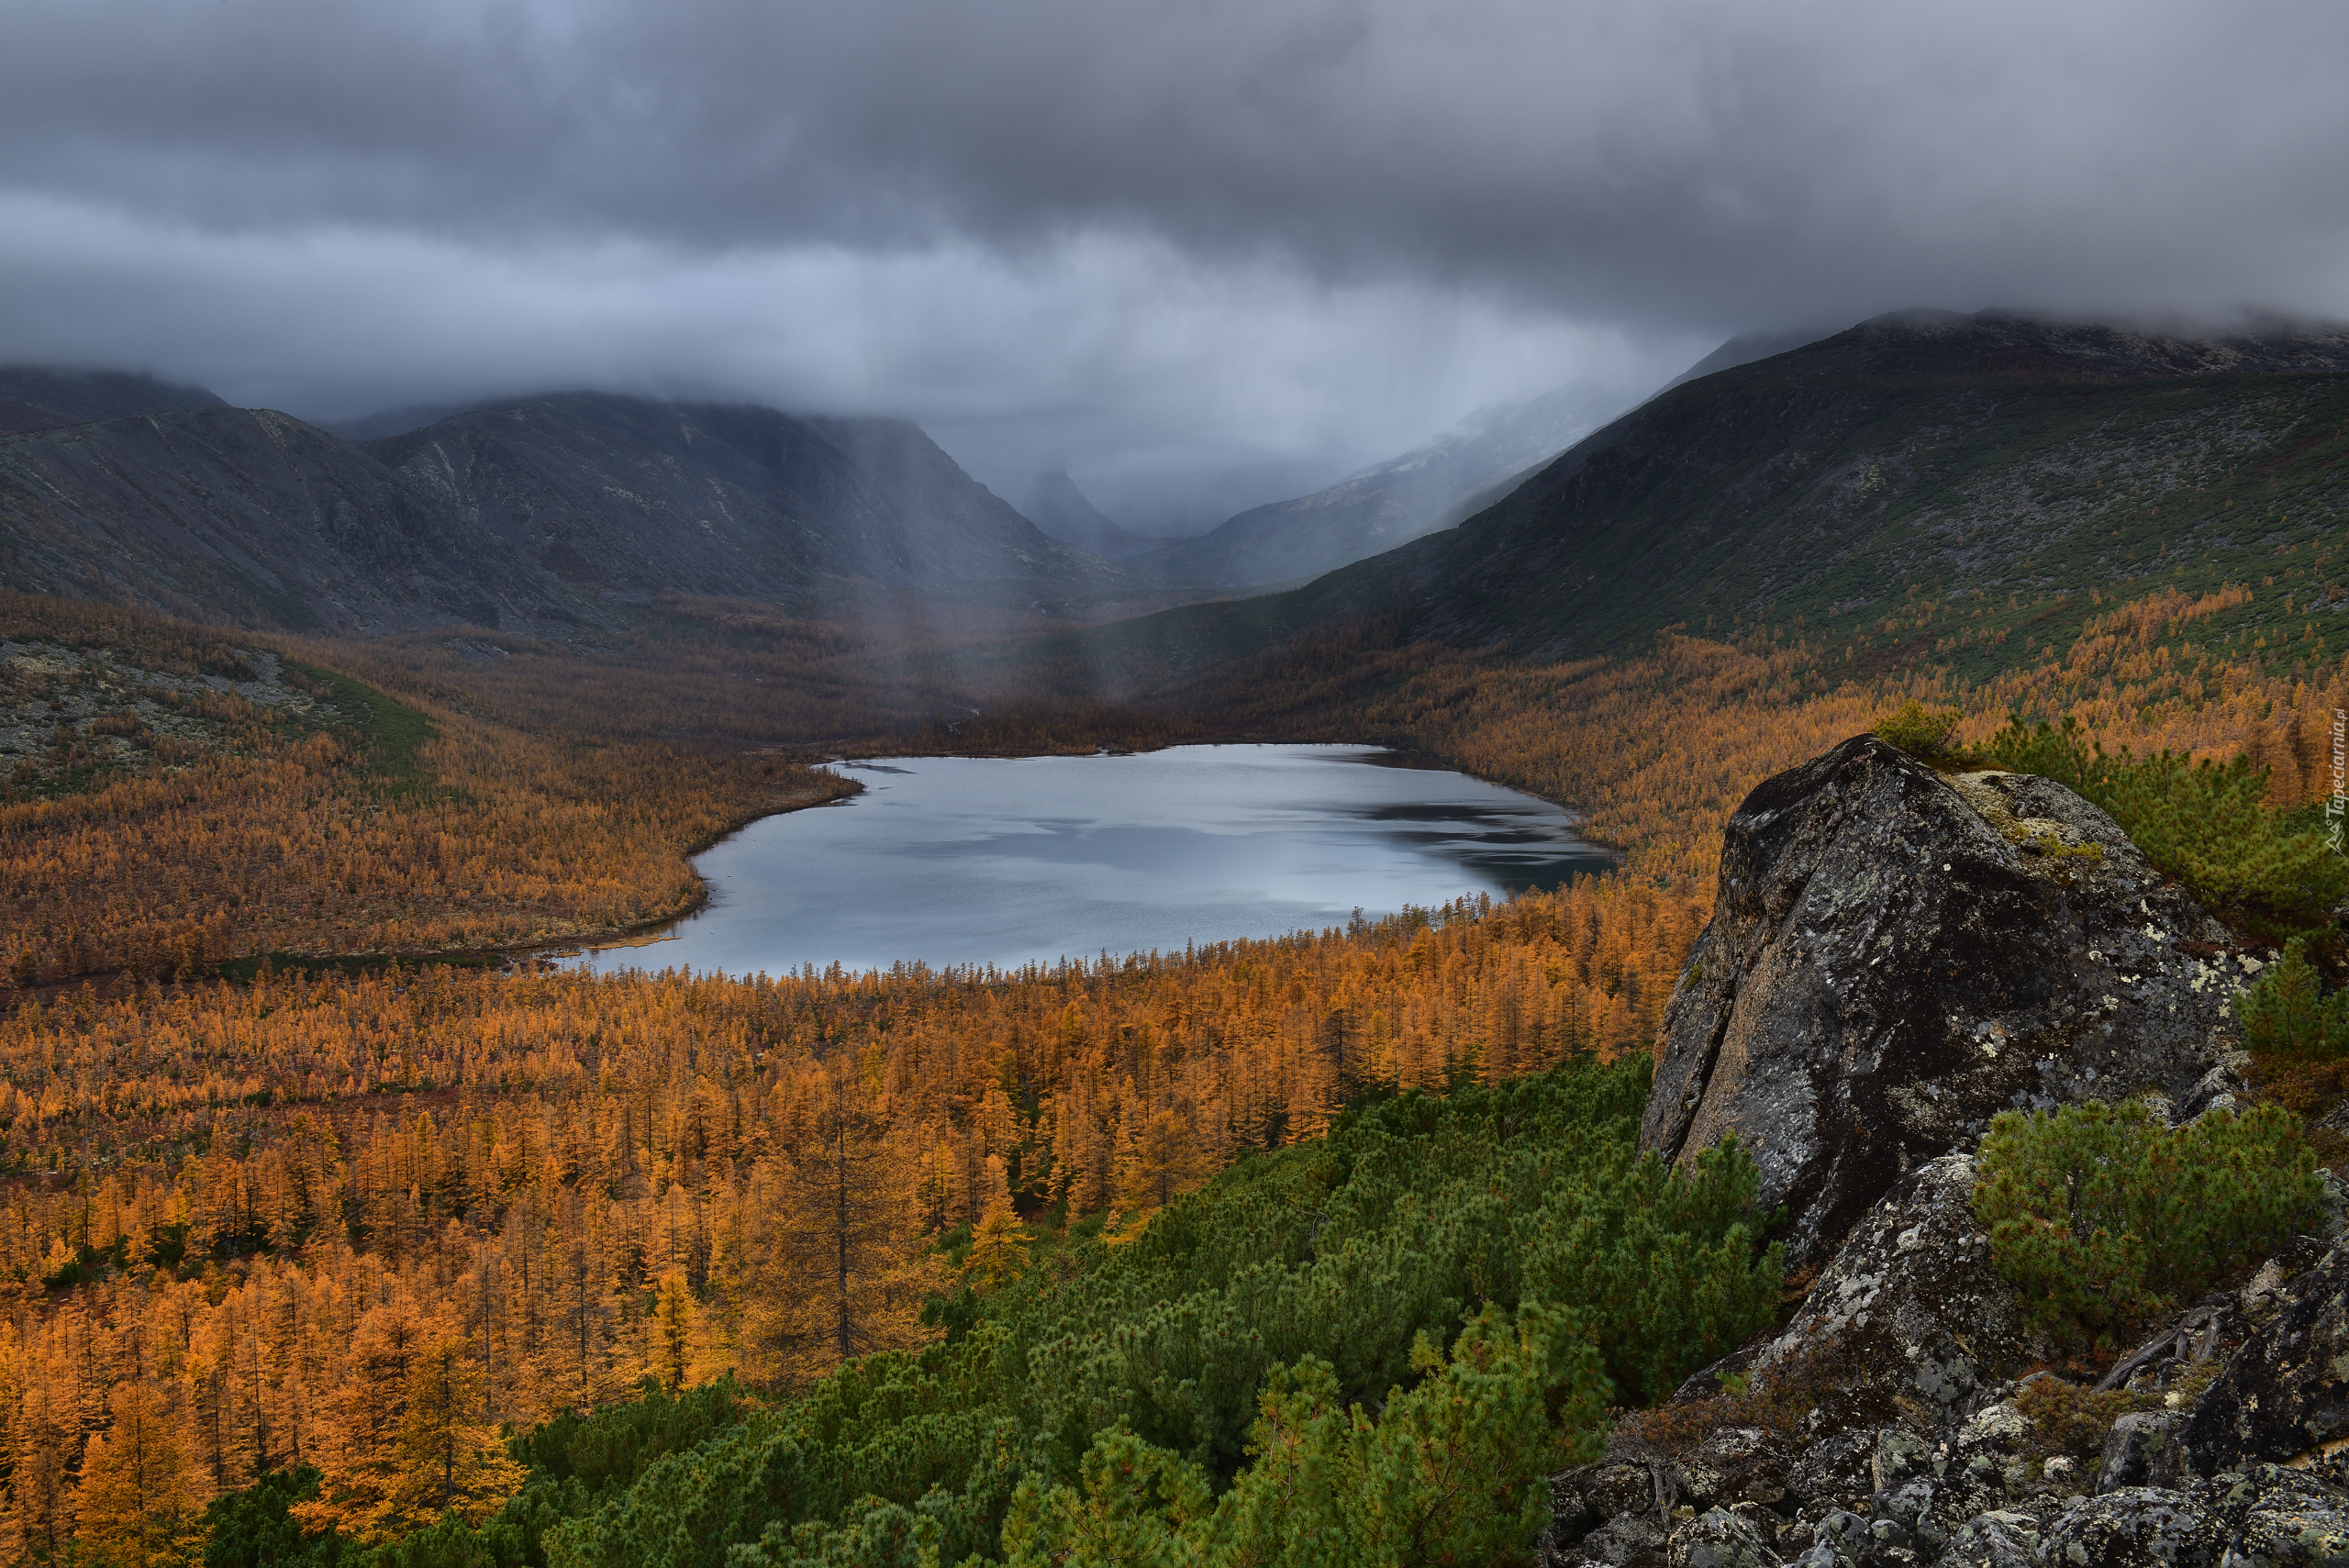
[1546,734,2349,1568]
[2176,1247,2349,1477]
[1547,1218,2349,1565]
[1724,1151,2045,1433]
[2030,1468,2349,1567]
[1644,735,2249,1268]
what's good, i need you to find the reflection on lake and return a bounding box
[565,744,1614,978]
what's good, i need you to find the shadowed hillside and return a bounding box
[0,406,578,631]
[373,395,1124,602]
[1049,309,2349,693]
[0,382,1152,632]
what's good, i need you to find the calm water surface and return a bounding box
[567,744,1612,977]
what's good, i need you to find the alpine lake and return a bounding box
[562,743,1614,978]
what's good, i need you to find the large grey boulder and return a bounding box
[1667,1506,1783,1567]
[2032,1486,2217,1566]
[1931,1509,2043,1568]
[2215,1465,2349,1562]
[1642,735,2250,1265]
[2098,1412,2182,1493]
[1551,734,2349,1567]
[1546,1157,2042,1566]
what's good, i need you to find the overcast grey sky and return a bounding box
[4,0,2345,526]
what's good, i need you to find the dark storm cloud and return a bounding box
[2,0,2344,521]
[9,0,2345,319]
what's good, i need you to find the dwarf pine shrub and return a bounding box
[509,1059,1780,1568]
[1873,700,1966,765]
[2234,936,2349,1060]
[1974,1099,2320,1340]
[1971,715,2345,932]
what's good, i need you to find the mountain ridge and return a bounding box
[0,382,1130,630]
[1125,377,1636,589]
[0,366,229,437]
[371,392,1120,604]
[1054,307,2349,689]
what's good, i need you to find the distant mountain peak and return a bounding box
[1023,470,1160,560]
[1126,377,1635,589]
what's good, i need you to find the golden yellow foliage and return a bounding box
[0,596,854,983]
[4,573,2336,1562]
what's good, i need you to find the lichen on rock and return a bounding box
[2176,1246,2349,1477]
[1735,1152,2046,1433]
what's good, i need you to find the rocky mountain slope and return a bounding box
[372,395,1120,603]
[0,373,1128,630]
[1432,312,2349,658]
[0,634,348,797]
[1065,309,2349,685]
[1547,735,2349,1568]
[1127,377,1635,589]
[0,405,576,630]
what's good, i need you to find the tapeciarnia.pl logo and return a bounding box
[2329,708,2346,855]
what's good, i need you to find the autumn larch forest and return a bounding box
[7,464,2349,1562]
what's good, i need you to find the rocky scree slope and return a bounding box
[1548,735,2349,1568]
[0,639,346,795]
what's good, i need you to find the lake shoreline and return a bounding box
[556,742,1616,981]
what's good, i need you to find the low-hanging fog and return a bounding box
[3,0,2345,529]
